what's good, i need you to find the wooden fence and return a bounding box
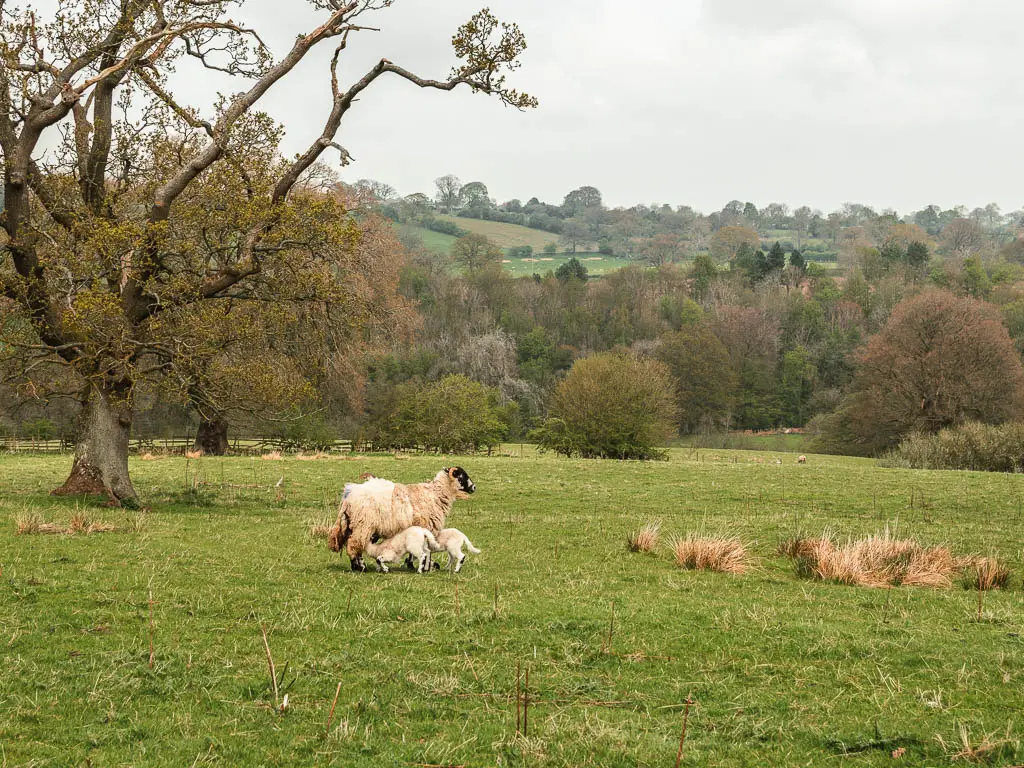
[0,436,365,456]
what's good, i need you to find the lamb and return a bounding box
[429,528,481,573]
[327,467,476,572]
[365,526,439,573]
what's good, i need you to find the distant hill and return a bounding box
[397,215,564,255]
[436,215,562,251]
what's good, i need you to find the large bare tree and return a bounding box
[0,0,536,504]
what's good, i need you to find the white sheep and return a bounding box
[365,526,439,573]
[430,528,481,573]
[327,467,476,572]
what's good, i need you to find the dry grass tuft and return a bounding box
[69,511,118,535]
[959,556,1012,591]
[673,535,748,574]
[17,509,118,536]
[308,518,333,539]
[184,449,203,459]
[15,511,44,535]
[296,452,329,461]
[939,723,1019,763]
[140,452,164,461]
[260,451,283,461]
[626,521,660,553]
[786,530,959,588]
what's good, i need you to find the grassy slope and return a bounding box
[2,450,1023,767]
[437,215,562,251]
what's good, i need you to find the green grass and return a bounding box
[398,223,458,254]
[438,215,562,251]
[2,450,1024,766]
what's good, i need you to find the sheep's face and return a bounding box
[446,466,476,495]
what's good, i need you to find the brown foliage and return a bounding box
[709,226,759,263]
[847,290,1024,452]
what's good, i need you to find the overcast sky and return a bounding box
[183,0,1024,214]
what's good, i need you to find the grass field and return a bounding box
[2,449,1023,766]
[502,252,633,278]
[438,216,563,251]
[398,223,459,255]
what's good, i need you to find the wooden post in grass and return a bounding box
[325,681,342,738]
[601,601,615,654]
[148,590,155,669]
[493,584,499,618]
[523,664,530,737]
[674,695,693,768]
[261,623,279,709]
[516,660,521,735]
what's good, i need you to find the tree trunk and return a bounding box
[194,416,229,456]
[52,382,139,506]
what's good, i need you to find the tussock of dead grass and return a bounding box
[69,511,117,535]
[938,723,1019,763]
[296,452,329,461]
[785,529,970,588]
[959,556,1012,591]
[673,534,748,574]
[626,521,660,553]
[260,451,283,461]
[184,449,203,459]
[140,452,164,461]
[308,518,333,539]
[17,509,118,536]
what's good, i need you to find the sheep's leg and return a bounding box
[376,557,389,573]
[346,535,369,573]
[403,554,417,571]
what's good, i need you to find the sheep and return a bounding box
[429,528,481,573]
[327,467,476,572]
[365,526,439,573]
[796,455,807,464]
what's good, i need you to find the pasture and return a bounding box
[1,450,1023,766]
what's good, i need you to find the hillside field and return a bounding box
[2,450,1023,766]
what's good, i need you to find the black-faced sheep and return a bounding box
[327,467,476,572]
[365,526,439,573]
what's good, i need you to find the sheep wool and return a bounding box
[365,526,440,573]
[327,467,476,572]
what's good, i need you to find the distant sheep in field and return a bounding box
[797,455,807,464]
[430,528,481,573]
[365,526,439,573]
[327,467,476,572]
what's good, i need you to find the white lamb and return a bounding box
[365,526,439,573]
[430,528,481,573]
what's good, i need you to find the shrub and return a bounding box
[532,352,678,460]
[879,421,1024,472]
[369,374,511,453]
